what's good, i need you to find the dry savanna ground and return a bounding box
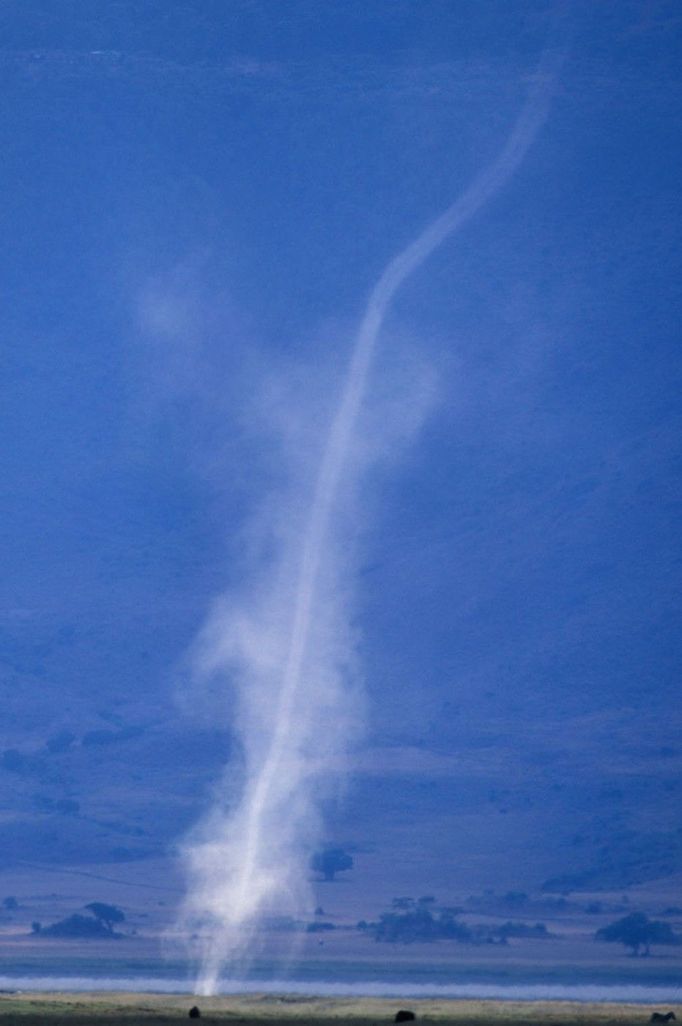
[0,992,677,1026]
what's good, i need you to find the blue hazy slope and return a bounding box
[0,2,680,890]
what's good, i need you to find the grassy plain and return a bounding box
[0,992,672,1026]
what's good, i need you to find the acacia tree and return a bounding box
[84,902,125,933]
[310,849,353,881]
[595,912,678,956]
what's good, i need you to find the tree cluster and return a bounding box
[40,914,115,939]
[371,899,470,943]
[33,902,125,940]
[359,896,553,945]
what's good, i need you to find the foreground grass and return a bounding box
[0,992,675,1026]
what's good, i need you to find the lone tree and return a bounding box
[310,848,353,881]
[596,913,678,956]
[84,902,125,933]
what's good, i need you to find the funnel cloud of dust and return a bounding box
[178,29,566,998]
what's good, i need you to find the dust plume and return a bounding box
[178,26,566,998]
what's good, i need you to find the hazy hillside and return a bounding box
[1,682,680,899]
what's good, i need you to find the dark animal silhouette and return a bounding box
[189,1007,201,1019]
[395,1012,416,1023]
[650,1014,676,1023]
